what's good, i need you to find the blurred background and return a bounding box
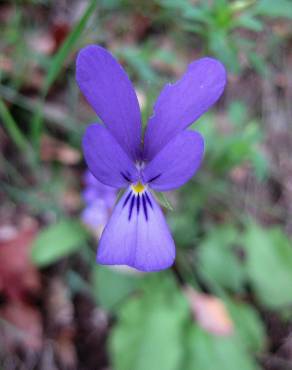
[0,0,292,369]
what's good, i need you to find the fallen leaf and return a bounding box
[0,301,43,351]
[185,287,234,336]
[0,217,41,300]
[28,33,55,56]
[54,330,77,369]
[41,135,81,165]
[51,20,71,52]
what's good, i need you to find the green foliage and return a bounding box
[31,0,98,147]
[227,300,266,353]
[92,266,141,311]
[157,0,291,74]
[197,225,246,292]
[110,274,189,370]
[243,224,292,309]
[168,212,199,248]
[153,191,174,211]
[186,325,260,370]
[110,273,266,370]
[195,101,268,179]
[255,0,292,18]
[43,0,98,95]
[31,220,89,267]
[0,99,30,153]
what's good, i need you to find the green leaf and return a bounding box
[228,100,247,127]
[234,15,263,32]
[186,325,260,370]
[243,224,292,309]
[43,0,97,94]
[230,0,257,13]
[92,266,141,311]
[227,300,266,352]
[168,212,198,247]
[248,51,268,76]
[110,274,189,370]
[197,225,246,292]
[153,191,174,211]
[207,31,241,74]
[0,99,32,157]
[255,0,292,18]
[31,0,97,145]
[31,220,88,267]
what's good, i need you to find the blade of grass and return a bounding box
[31,0,98,149]
[0,98,29,153]
[0,84,83,134]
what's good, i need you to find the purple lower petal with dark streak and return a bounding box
[97,189,175,272]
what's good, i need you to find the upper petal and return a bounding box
[143,57,226,160]
[83,124,139,188]
[97,189,175,272]
[142,130,204,191]
[76,45,142,160]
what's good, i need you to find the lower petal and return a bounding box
[97,189,175,272]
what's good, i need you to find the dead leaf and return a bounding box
[28,33,55,56]
[185,287,234,336]
[51,20,70,52]
[230,164,250,184]
[0,301,43,351]
[41,135,81,165]
[54,330,77,369]
[0,217,41,301]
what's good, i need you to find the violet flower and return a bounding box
[76,45,226,272]
[81,170,116,233]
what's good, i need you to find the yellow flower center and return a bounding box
[131,182,145,194]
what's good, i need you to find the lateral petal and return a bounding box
[83,124,139,188]
[143,130,204,191]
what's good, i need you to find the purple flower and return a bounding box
[81,171,116,233]
[76,45,226,272]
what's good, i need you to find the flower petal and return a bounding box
[143,57,226,160]
[76,45,142,160]
[142,130,204,191]
[97,189,175,272]
[83,124,139,188]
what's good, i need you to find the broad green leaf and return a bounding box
[92,266,141,311]
[243,224,292,309]
[168,212,198,247]
[197,225,246,292]
[227,300,266,352]
[31,220,88,267]
[186,325,260,370]
[255,0,292,18]
[110,274,189,370]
